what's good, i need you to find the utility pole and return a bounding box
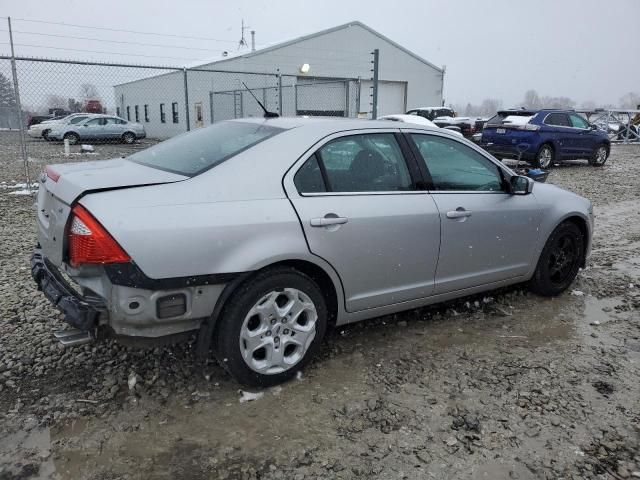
[7,17,31,191]
[370,49,379,119]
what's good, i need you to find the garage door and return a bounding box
[296,77,347,116]
[359,80,407,117]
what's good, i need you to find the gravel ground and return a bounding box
[1,134,639,479]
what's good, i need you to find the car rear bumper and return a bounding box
[31,248,225,339]
[31,248,102,331]
[480,143,536,161]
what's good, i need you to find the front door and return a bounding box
[568,113,596,156]
[407,132,542,293]
[195,102,204,128]
[286,131,441,312]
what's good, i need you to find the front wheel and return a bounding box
[529,222,585,296]
[214,268,328,387]
[534,144,554,169]
[588,145,608,166]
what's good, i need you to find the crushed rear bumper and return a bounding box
[30,248,102,331]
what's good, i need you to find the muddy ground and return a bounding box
[1,134,639,479]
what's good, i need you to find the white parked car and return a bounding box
[379,114,464,137]
[27,113,93,140]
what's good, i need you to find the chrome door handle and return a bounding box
[446,209,472,219]
[310,216,348,227]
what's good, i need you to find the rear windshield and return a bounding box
[128,121,284,176]
[487,112,535,126]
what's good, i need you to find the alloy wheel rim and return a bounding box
[596,147,607,164]
[548,234,578,286]
[539,148,552,168]
[239,288,317,375]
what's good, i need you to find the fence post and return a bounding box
[371,49,379,119]
[183,68,190,131]
[356,77,361,115]
[277,71,283,116]
[7,17,31,191]
[344,80,350,117]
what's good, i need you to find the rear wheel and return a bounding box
[529,222,585,296]
[214,268,328,387]
[588,144,608,166]
[63,132,79,145]
[122,132,136,144]
[534,144,554,169]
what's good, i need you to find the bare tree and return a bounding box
[540,96,575,109]
[523,90,541,109]
[79,83,100,102]
[479,98,502,116]
[580,101,596,110]
[46,94,67,110]
[619,92,640,109]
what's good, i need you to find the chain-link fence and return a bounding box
[0,55,372,187]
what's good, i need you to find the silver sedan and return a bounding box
[47,115,146,144]
[32,118,593,386]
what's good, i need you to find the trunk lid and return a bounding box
[37,158,187,266]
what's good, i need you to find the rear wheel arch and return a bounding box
[195,259,340,359]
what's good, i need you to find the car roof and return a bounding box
[230,116,445,135]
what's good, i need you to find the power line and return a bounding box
[11,17,240,44]
[0,42,200,61]
[0,29,229,53]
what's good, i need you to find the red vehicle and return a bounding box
[84,100,103,114]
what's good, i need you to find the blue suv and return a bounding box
[480,109,610,168]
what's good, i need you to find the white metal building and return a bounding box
[113,21,444,138]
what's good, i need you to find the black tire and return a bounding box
[588,144,609,167]
[63,132,80,145]
[42,129,51,141]
[214,267,328,387]
[529,222,585,296]
[122,132,136,144]
[534,143,554,169]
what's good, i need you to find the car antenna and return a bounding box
[242,82,279,118]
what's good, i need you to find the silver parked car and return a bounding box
[47,115,146,144]
[32,118,593,386]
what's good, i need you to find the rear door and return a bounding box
[406,131,542,293]
[285,130,441,312]
[541,112,574,158]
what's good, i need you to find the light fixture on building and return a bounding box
[300,63,310,74]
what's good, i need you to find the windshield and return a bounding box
[128,121,284,176]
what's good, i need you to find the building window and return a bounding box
[116,107,121,117]
[160,103,166,123]
[134,105,139,122]
[126,106,130,121]
[144,104,149,122]
[172,102,179,123]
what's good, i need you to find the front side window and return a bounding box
[86,118,104,126]
[316,133,412,192]
[544,113,570,127]
[128,121,284,176]
[172,102,179,123]
[160,103,166,123]
[134,105,139,122]
[144,104,149,122]
[411,134,503,192]
[569,114,589,129]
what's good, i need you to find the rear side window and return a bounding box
[411,134,503,192]
[294,154,325,193]
[544,113,571,127]
[128,122,284,176]
[316,134,412,192]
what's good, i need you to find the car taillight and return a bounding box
[516,124,540,131]
[68,204,130,267]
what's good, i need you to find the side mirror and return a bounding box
[510,175,534,195]
[590,124,598,131]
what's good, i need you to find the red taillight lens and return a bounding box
[45,165,60,182]
[68,204,131,267]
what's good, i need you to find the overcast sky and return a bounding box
[2,0,639,107]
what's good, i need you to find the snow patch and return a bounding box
[239,390,264,404]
